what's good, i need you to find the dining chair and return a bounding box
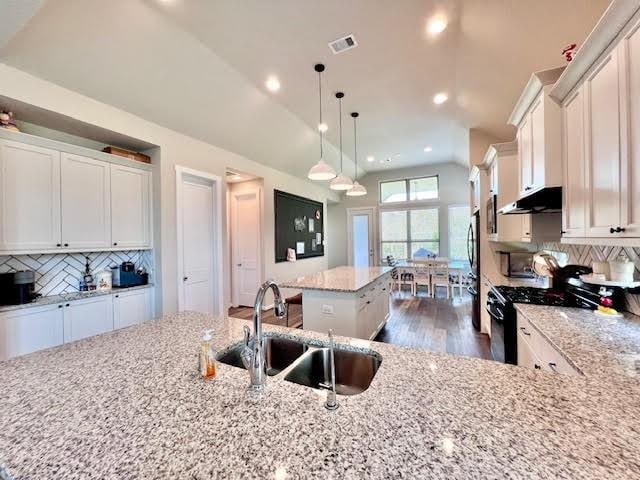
[431,265,450,299]
[448,269,465,297]
[412,263,431,296]
[386,256,402,292]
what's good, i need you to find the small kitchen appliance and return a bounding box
[498,251,534,278]
[0,271,38,306]
[111,262,148,288]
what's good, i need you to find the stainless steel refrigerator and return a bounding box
[467,211,481,331]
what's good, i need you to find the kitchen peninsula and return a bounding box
[281,266,392,340]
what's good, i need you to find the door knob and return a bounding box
[183,276,188,281]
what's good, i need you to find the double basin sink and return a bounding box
[216,335,382,395]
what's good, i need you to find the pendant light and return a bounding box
[307,64,337,181]
[346,112,367,196]
[329,92,354,191]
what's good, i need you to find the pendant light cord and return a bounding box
[338,96,343,173]
[318,71,324,159]
[353,115,358,179]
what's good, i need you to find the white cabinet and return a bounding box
[63,295,113,343]
[0,140,61,251]
[469,167,480,213]
[61,153,111,249]
[111,164,151,248]
[113,288,153,330]
[516,327,543,371]
[0,304,64,361]
[521,215,532,242]
[509,68,564,199]
[561,88,587,237]
[489,160,498,196]
[585,50,622,237]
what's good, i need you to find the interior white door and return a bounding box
[231,190,261,306]
[348,210,374,267]
[181,177,215,313]
[0,140,61,251]
[61,153,111,249]
[111,164,151,248]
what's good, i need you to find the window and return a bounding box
[380,208,439,261]
[380,175,438,204]
[448,205,469,262]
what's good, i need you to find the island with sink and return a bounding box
[281,265,392,340]
[1,305,639,478]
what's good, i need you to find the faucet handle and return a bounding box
[240,325,252,369]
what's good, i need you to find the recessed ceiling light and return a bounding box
[433,92,448,104]
[424,146,433,152]
[318,123,328,132]
[233,175,242,181]
[427,16,448,36]
[265,76,281,92]
[367,156,375,162]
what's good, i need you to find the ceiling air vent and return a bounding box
[225,170,240,177]
[329,34,358,54]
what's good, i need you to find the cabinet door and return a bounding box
[530,95,545,191]
[489,161,498,195]
[621,21,640,236]
[63,295,113,343]
[562,88,587,237]
[516,330,542,371]
[111,164,151,248]
[0,140,61,252]
[0,304,64,360]
[61,153,111,249]
[521,215,532,242]
[113,288,152,330]
[585,51,622,236]
[518,117,533,196]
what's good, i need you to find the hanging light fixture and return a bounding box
[347,112,367,196]
[307,64,337,181]
[329,92,354,191]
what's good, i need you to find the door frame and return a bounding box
[230,185,263,306]
[175,165,224,315]
[347,207,377,266]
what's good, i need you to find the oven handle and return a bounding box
[467,286,477,296]
[486,306,504,323]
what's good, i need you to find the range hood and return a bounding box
[498,187,562,215]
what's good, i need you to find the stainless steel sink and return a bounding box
[284,347,381,395]
[216,336,308,376]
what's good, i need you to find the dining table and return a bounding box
[392,258,470,296]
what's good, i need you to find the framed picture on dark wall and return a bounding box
[274,189,324,262]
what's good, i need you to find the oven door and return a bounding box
[486,292,505,363]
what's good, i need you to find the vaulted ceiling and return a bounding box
[0,0,609,178]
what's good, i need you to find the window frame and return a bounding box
[379,174,439,205]
[380,206,440,262]
[447,204,470,262]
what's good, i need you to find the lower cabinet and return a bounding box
[0,304,64,360]
[113,288,153,329]
[516,313,579,376]
[0,288,154,361]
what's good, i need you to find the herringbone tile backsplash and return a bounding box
[0,251,154,296]
[541,242,640,316]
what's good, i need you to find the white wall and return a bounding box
[328,162,470,268]
[0,63,339,315]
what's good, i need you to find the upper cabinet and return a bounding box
[551,2,640,243]
[0,132,153,254]
[111,164,151,248]
[469,166,480,213]
[508,67,564,199]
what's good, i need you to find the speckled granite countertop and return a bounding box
[0,284,154,314]
[483,273,549,288]
[1,312,639,479]
[281,266,392,292]
[515,304,640,381]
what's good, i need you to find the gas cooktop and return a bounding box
[494,285,566,307]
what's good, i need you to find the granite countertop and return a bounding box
[1,312,640,479]
[515,303,640,381]
[281,266,392,292]
[0,284,154,314]
[483,273,549,289]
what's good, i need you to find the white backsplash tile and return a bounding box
[541,242,640,316]
[0,251,153,296]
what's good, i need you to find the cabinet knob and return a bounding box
[115,294,119,298]
[610,227,616,234]
[520,327,531,336]
[58,305,63,309]
[183,276,188,282]
[56,243,62,247]
[534,364,541,370]
[113,242,118,246]
[548,362,558,373]
[64,243,69,247]
[561,230,567,234]
[616,227,626,233]
[65,303,70,307]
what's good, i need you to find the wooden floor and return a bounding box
[228,288,492,361]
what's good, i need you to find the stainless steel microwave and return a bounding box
[498,251,534,278]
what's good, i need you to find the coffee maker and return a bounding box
[0,271,38,305]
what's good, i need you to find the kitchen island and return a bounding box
[1,311,639,479]
[281,266,392,340]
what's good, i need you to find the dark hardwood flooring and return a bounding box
[228,288,492,361]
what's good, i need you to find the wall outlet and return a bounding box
[321,304,334,314]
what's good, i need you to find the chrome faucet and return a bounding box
[320,329,339,411]
[240,279,286,391]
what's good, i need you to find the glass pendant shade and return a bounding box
[346,180,367,196]
[329,172,354,190]
[308,158,336,180]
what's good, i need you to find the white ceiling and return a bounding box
[0,0,609,177]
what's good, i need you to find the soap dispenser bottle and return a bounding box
[199,330,217,379]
